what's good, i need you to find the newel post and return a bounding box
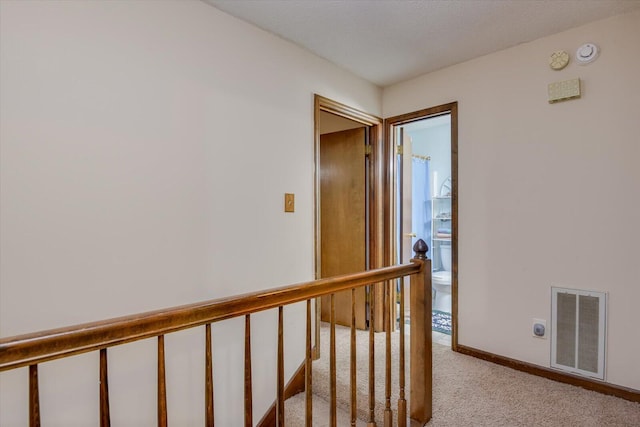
[409,239,432,426]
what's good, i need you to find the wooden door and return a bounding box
[319,127,367,329]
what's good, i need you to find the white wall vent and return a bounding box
[551,287,606,380]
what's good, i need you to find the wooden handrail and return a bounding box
[2,241,433,426]
[0,262,421,372]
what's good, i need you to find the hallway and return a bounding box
[285,323,640,426]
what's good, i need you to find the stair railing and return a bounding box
[0,240,432,427]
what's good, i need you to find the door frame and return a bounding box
[384,102,459,350]
[314,95,386,337]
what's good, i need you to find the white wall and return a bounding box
[408,124,452,194]
[0,1,381,425]
[384,10,640,390]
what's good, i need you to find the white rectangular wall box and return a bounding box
[551,287,606,379]
[548,78,581,103]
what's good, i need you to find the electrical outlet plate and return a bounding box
[532,318,547,339]
[548,78,581,103]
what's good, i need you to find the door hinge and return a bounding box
[396,145,403,155]
[364,145,372,156]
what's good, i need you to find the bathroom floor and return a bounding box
[401,316,452,347]
[401,329,452,347]
[433,330,451,346]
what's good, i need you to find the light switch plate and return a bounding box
[548,78,581,103]
[284,193,295,213]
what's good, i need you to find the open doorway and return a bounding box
[317,113,368,330]
[313,95,387,356]
[386,102,458,349]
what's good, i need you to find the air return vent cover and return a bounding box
[551,287,606,380]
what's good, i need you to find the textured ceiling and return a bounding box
[204,0,640,87]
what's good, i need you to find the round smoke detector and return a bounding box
[576,43,599,65]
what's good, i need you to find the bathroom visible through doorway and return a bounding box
[386,102,458,349]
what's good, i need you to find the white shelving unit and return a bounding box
[431,196,451,271]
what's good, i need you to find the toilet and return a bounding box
[432,244,452,312]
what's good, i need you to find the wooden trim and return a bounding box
[397,280,406,427]
[329,294,337,426]
[287,363,308,397]
[367,112,386,332]
[205,324,214,427]
[409,250,432,425]
[276,307,284,426]
[29,364,40,427]
[384,103,456,127]
[350,288,357,426]
[256,360,308,427]
[305,300,313,426]
[384,101,459,350]
[157,335,167,427]
[367,283,376,425]
[244,315,253,427]
[99,349,111,427]
[456,344,640,403]
[449,102,459,352]
[0,263,419,371]
[315,95,381,127]
[383,281,392,425]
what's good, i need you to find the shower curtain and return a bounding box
[412,157,432,259]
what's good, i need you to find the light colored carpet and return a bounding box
[285,392,367,427]
[285,323,640,426]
